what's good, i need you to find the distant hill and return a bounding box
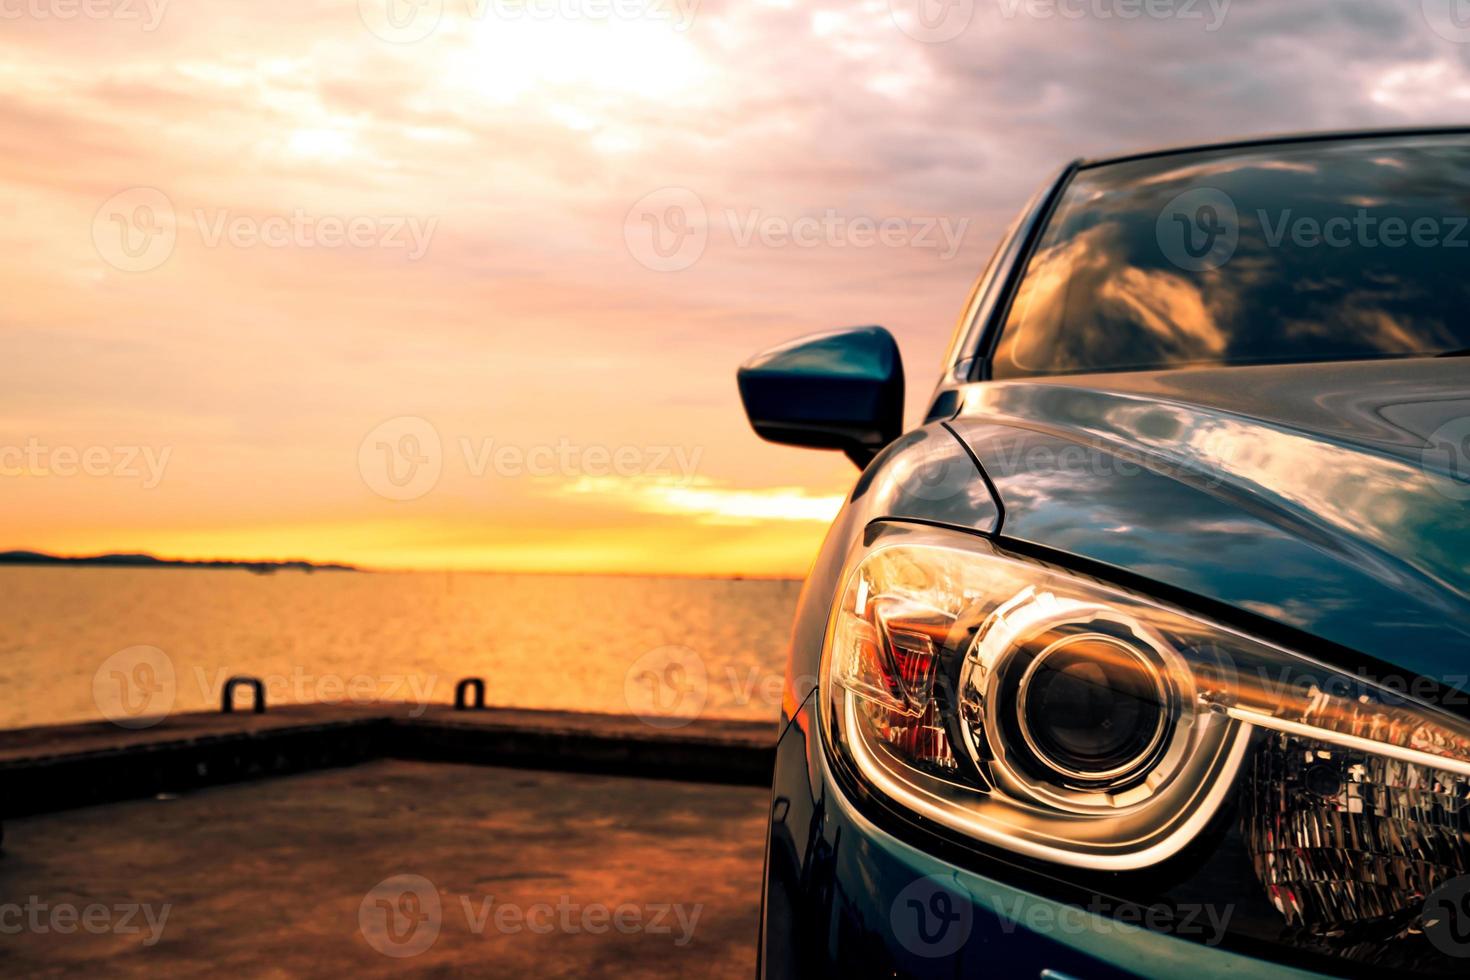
[0,550,357,574]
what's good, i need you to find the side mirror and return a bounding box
[737,326,904,468]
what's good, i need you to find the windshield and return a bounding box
[989,134,1470,378]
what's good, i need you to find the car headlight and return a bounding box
[823,524,1470,972]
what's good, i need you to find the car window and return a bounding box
[946,189,1040,376]
[940,231,1004,376]
[990,135,1470,378]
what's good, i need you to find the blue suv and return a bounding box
[740,128,1470,979]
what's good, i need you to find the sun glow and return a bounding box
[286,127,359,161]
[561,476,845,524]
[445,13,710,110]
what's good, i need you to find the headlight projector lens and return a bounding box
[1017,633,1168,783]
[958,590,1197,813]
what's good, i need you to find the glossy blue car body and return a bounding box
[746,130,1470,979]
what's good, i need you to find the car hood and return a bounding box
[946,358,1470,689]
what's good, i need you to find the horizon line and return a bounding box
[0,548,806,582]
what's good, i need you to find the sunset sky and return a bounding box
[2,0,1466,575]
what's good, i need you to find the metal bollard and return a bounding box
[454,677,486,710]
[221,676,266,714]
